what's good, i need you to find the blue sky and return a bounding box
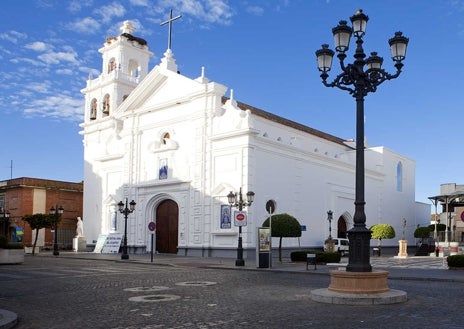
[0,0,462,207]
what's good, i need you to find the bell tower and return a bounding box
[81,21,153,122]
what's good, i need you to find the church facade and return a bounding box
[80,21,429,258]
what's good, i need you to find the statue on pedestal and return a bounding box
[76,217,84,237]
[73,217,87,252]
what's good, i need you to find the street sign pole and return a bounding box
[151,234,154,263]
[266,200,276,268]
[148,221,156,263]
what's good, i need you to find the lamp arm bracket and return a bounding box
[322,70,356,95]
[322,64,403,99]
[366,67,402,88]
[337,53,348,72]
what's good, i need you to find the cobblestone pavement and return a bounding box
[0,253,463,329]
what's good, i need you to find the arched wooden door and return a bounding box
[337,216,347,238]
[156,199,178,253]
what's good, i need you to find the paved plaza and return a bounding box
[0,252,463,328]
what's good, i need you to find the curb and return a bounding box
[0,309,18,329]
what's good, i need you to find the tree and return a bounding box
[262,213,302,262]
[428,223,446,232]
[22,213,61,255]
[414,226,432,241]
[370,224,396,256]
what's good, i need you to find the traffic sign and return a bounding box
[148,221,156,233]
[266,200,277,214]
[234,211,247,227]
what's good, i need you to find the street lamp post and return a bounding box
[50,205,64,256]
[327,210,333,240]
[316,9,408,272]
[227,187,255,266]
[118,198,136,260]
[0,207,10,238]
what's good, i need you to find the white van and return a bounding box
[324,238,349,256]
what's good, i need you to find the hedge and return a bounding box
[447,255,464,268]
[290,250,341,263]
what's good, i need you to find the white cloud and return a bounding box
[25,41,50,52]
[24,81,52,94]
[96,2,126,23]
[246,6,264,16]
[56,68,74,75]
[10,57,44,67]
[67,17,101,34]
[129,0,150,6]
[78,66,100,77]
[38,50,79,66]
[24,95,84,121]
[155,0,234,25]
[205,0,234,24]
[68,0,94,13]
[0,31,27,44]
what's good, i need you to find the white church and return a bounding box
[80,20,430,258]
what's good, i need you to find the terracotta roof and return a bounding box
[221,97,347,146]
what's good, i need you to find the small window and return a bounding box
[396,162,403,192]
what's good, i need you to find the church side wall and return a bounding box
[251,136,356,249]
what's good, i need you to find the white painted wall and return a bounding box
[80,22,429,255]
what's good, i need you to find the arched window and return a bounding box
[108,58,116,73]
[162,132,170,145]
[102,94,110,116]
[396,162,403,192]
[128,59,139,77]
[90,98,97,120]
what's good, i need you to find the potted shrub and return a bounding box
[0,235,24,264]
[370,223,396,256]
[24,244,40,254]
[447,255,464,269]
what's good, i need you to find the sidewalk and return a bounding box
[36,250,464,281]
[1,252,462,328]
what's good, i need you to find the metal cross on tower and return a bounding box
[160,9,182,50]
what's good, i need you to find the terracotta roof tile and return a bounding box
[221,96,346,146]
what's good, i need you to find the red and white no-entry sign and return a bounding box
[234,211,247,227]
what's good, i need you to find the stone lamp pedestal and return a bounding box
[397,239,408,258]
[310,270,407,305]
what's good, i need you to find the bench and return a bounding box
[306,253,317,270]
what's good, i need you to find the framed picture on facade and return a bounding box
[159,158,168,180]
[220,205,231,229]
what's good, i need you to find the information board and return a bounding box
[93,234,108,253]
[101,233,124,254]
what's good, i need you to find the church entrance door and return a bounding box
[156,199,178,253]
[337,216,347,238]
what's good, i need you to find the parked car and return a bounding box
[324,238,349,256]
